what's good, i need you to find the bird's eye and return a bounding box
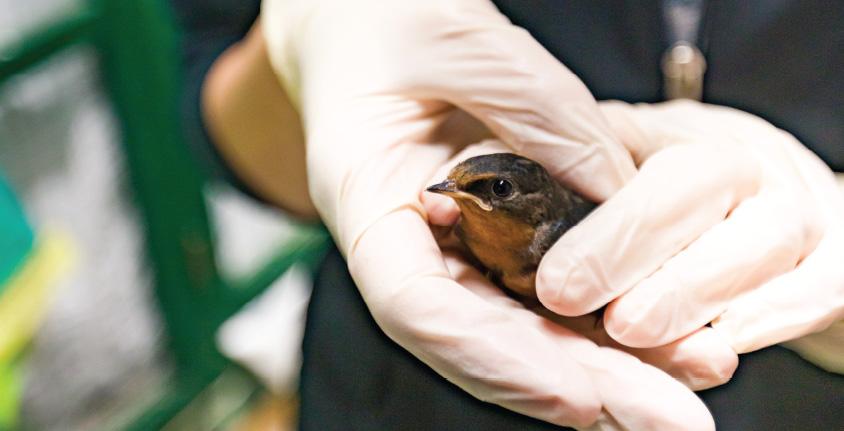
[491,179,513,198]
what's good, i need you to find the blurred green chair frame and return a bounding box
[0,0,329,429]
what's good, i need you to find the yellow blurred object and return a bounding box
[0,231,75,364]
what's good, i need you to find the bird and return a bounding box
[426,153,595,300]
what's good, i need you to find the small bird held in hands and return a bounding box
[427,153,595,300]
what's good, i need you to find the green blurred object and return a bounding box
[0,1,330,429]
[0,175,30,431]
[0,360,22,430]
[0,176,34,292]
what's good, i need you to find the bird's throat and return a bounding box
[455,205,540,297]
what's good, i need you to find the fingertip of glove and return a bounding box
[603,295,670,348]
[676,334,739,390]
[421,191,460,226]
[643,326,738,391]
[643,388,715,431]
[550,395,602,429]
[699,329,739,387]
[536,250,606,316]
[691,353,738,390]
[535,258,581,316]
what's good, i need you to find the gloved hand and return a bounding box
[536,100,844,360]
[262,0,724,428]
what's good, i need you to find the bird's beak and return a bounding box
[426,179,492,211]
[426,179,458,195]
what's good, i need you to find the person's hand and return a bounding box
[261,0,724,428]
[536,100,844,358]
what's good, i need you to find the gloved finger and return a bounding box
[536,142,762,316]
[599,100,740,167]
[406,10,637,202]
[421,139,509,226]
[712,228,844,353]
[604,191,813,348]
[598,100,668,166]
[540,310,737,391]
[442,248,716,430]
[352,208,602,428]
[617,327,738,391]
[547,327,716,431]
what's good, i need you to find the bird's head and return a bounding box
[426,153,559,224]
[426,153,594,297]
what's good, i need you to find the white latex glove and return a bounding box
[782,174,844,374]
[536,100,844,359]
[262,1,724,428]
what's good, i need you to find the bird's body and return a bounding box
[428,153,594,299]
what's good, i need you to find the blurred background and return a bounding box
[0,0,324,429]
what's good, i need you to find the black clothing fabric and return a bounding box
[172,0,268,202]
[170,0,844,429]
